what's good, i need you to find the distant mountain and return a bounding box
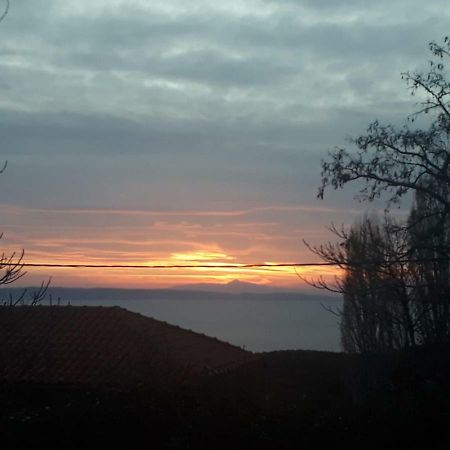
[172,279,299,294]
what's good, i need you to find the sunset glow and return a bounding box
[0,203,344,289]
[0,0,432,291]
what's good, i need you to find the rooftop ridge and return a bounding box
[0,305,252,389]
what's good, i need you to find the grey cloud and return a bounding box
[4,1,444,92]
[64,48,299,87]
[268,0,450,15]
[0,99,410,214]
[0,100,398,159]
[0,0,449,216]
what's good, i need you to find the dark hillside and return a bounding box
[1,307,450,449]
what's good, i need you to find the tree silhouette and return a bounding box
[407,187,450,344]
[319,37,450,219]
[0,0,50,306]
[304,217,415,353]
[311,37,450,352]
[0,0,9,24]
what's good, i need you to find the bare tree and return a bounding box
[0,201,51,306]
[311,37,450,352]
[304,217,415,353]
[318,37,450,219]
[0,0,9,24]
[0,3,51,307]
[407,187,450,344]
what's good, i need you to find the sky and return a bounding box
[0,0,449,288]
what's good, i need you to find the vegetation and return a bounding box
[309,37,450,353]
[0,3,50,307]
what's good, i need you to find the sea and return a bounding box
[69,293,342,353]
[3,287,343,352]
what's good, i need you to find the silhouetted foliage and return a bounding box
[407,187,450,344]
[311,37,450,353]
[304,217,415,353]
[319,37,450,217]
[0,0,9,24]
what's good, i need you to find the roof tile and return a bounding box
[0,306,252,389]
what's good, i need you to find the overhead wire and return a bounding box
[1,257,450,269]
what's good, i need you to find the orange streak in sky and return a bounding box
[0,203,344,289]
[15,250,342,289]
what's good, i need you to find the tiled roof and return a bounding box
[0,306,252,389]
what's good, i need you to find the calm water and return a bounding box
[69,296,343,352]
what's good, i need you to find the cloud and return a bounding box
[0,0,447,286]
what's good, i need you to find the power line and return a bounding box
[3,257,450,270]
[15,262,336,269]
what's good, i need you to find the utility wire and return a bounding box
[2,257,450,269]
[6,262,337,269]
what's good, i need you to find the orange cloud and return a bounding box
[0,203,342,289]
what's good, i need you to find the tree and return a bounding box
[0,0,9,24]
[312,37,450,352]
[304,216,414,353]
[319,37,450,219]
[0,0,50,306]
[407,187,450,344]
